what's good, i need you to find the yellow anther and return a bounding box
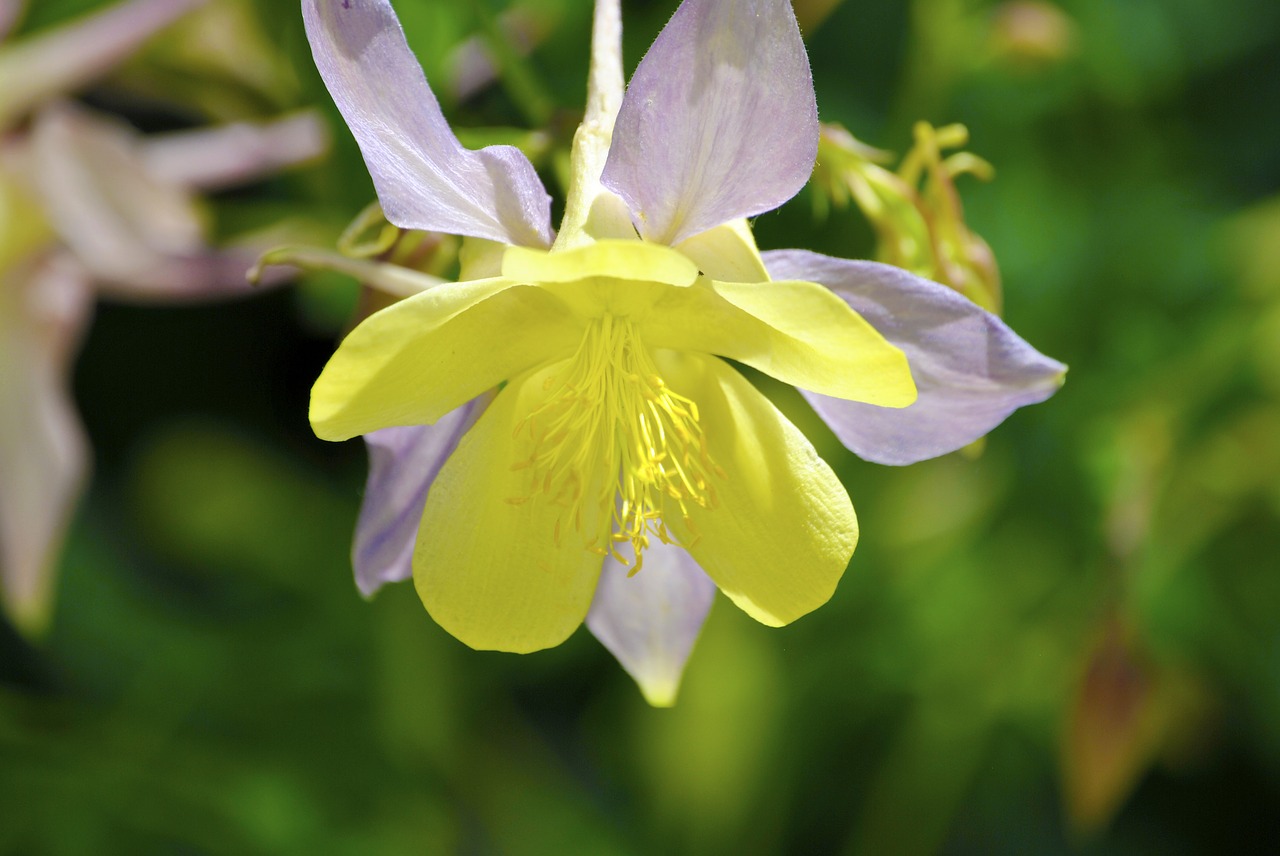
[509,314,720,568]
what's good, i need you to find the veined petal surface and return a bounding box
[661,354,856,627]
[764,250,1067,465]
[601,0,818,246]
[353,398,484,597]
[586,541,716,707]
[310,278,579,440]
[303,0,553,248]
[415,365,606,653]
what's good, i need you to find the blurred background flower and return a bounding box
[1,0,1278,854]
[0,0,326,636]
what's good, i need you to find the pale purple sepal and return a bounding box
[140,112,328,192]
[302,0,553,248]
[353,399,482,597]
[0,254,93,634]
[28,103,271,302]
[763,250,1067,466]
[0,0,206,128]
[586,540,716,707]
[601,0,818,246]
[0,0,25,41]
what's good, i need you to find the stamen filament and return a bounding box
[510,315,721,567]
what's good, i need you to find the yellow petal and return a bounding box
[503,239,698,287]
[458,236,505,280]
[310,277,579,440]
[674,219,769,283]
[713,278,916,406]
[661,353,857,626]
[414,363,606,652]
[639,277,917,407]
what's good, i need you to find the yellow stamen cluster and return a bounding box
[510,314,722,571]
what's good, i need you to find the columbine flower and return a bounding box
[302,0,1064,705]
[0,0,326,634]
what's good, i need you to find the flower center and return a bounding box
[510,314,722,571]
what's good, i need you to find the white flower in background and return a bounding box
[0,0,327,634]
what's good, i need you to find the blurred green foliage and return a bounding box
[3,0,1279,853]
